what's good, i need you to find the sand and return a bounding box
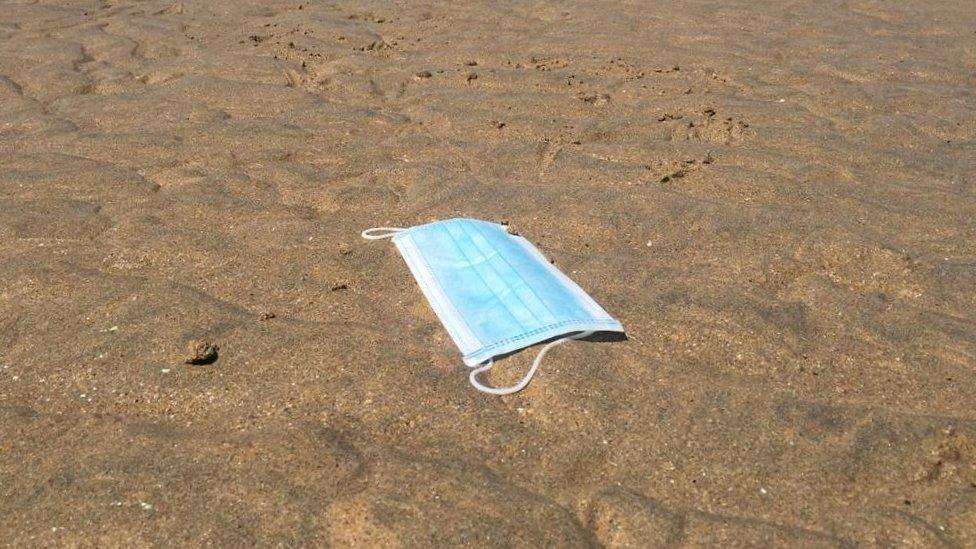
[1,0,975,545]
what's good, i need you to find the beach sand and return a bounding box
[2,0,975,545]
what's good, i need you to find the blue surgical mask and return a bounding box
[363,218,623,395]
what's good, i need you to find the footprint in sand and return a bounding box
[535,138,563,176]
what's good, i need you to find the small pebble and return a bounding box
[184,340,219,365]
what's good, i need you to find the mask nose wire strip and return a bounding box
[361,227,406,240]
[467,330,594,395]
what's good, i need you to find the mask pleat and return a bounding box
[467,222,560,327]
[439,221,529,340]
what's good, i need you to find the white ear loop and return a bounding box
[467,331,594,395]
[361,227,405,240]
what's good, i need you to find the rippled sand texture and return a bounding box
[2,0,975,545]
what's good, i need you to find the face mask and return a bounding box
[362,218,623,395]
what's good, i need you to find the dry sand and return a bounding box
[2,0,976,545]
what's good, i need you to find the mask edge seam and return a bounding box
[466,318,623,361]
[395,232,483,352]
